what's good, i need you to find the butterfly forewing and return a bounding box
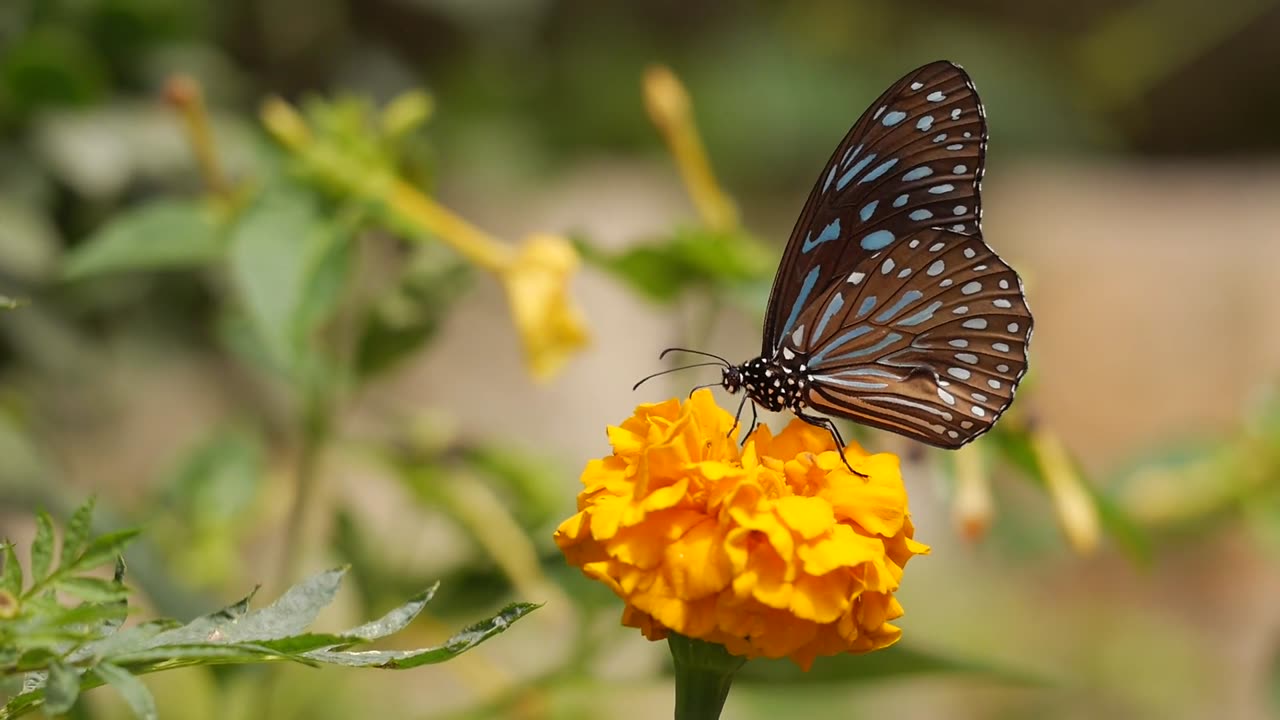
[780,228,1031,448]
[763,61,988,357]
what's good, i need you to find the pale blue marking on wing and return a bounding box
[916,116,934,131]
[874,290,924,322]
[833,367,899,379]
[841,143,864,169]
[813,374,889,390]
[903,167,933,182]
[856,295,877,318]
[859,200,879,222]
[898,300,944,327]
[909,209,933,221]
[860,158,899,185]
[837,153,877,191]
[926,90,946,102]
[823,164,838,193]
[779,266,821,346]
[823,332,904,364]
[809,325,873,364]
[929,183,955,194]
[882,110,907,126]
[813,293,846,343]
[893,194,909,208]
[801,218,842,253]
[860,229,895,250]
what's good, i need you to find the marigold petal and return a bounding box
[606,508,705,569]
[662,518,732,599]
[790,571,852,624]
[775,496,835,540]
[797,523,886,576]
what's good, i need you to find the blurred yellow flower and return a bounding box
[554,390,929,670]
[261,96,592,382]
[499,234,590,382]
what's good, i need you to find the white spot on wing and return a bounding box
[962,318,987,329]
[848,272,865,285]
[948,367,971,380]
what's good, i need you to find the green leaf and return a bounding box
[63,201,222,279]
[42,661,80,714]
[161,428,264,525]
[65,529,141,576]
[30,512,55,583]
[93,662,157,720]
[1,541,21,595]
[149,568,342,646]
[300,602,539,668]
[228,188,352,375]
[355,256,472,378]
[52,576,129,603]
[575,228,772,304]
[59,499,95,570]
[343,583,439,641]
[733,643,1052,687]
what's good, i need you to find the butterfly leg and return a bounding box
[727,393,749,439]
[796,411,866,478]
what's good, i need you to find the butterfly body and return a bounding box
[712,61,1034,450]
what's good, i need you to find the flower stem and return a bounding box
[164,74,230,199]
[277,391,331,585]
[668,634,746,720]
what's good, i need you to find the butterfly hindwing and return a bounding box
[763,61,988,357]
[779,227,1031,448]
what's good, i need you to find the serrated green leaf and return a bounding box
[60,499,95,569]
[148,568,343,647]
[339,583,438,642]
[734,643,1052,686]
[53,576,129,603]
[112,643,316,668]
[301,601,539,668]
[65,529,140,576]
[63,201,223,279]
[42,660,80,714]
[30,512,55,583]
[93,662,157,720]
[1,541,21,595]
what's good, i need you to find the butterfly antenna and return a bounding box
[659,347,731,366]
[632,362,727,391]
[687,381,722,398]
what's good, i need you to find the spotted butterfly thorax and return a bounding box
[645,60,1033,454]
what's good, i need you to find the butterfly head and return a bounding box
[729,357,809,413]
[720,365,742,394]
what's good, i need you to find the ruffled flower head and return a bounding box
[554,389,929,670]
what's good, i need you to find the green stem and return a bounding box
[277,393,331,586]
[668,634,746,720]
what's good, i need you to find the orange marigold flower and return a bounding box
[554,389,929,670]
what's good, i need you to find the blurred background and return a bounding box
[3,0,1280,718]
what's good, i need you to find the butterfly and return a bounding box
[639,60,1033,460]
